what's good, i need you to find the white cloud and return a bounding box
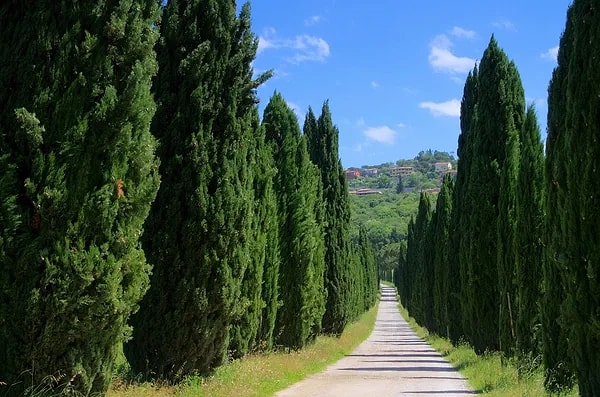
[450,26,476,39]
[305,15,322,26]
[396,122,406,128]
[371,81,379,88]
[289,35,330,63]
[364,126,397,144]
[355,117,366,127]
[429,34,476,74]
[493,19,517,31]
[352,143,363,152]
[257,28,330,63]
[419,99,461,117]
[541,46,559,61]
[286,101,303,119]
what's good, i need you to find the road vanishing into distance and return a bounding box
[276,285,477,397]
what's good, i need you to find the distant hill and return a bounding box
[346,150,457,193]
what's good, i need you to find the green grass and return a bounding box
[108,304,378,397]
[395,294,578,397]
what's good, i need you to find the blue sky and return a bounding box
[249,0,572,168]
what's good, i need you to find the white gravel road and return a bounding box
[276,285,478,396]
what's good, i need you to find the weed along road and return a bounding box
[276,285,477,397]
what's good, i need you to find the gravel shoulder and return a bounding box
[276,285,477,396]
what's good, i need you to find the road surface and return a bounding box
[276,285,477,396]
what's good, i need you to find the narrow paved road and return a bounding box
[276,285,477,396]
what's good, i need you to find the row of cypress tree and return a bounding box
[396,1,600,395]
[0,1,379,395]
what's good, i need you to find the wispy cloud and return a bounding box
[419,99,461,117]
[258,28,330,63]
[396,122,406,128]
[493,19,517,31]
[429,34,476,74]
[364,126,397,144]
[371,81,380,88]
[541,46,559,61]
[450,26,476,39]
[305,15,322,26]
[286,101,304,119]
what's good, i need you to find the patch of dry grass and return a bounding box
[108,305,378,397]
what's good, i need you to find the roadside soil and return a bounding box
[276,285,477,396]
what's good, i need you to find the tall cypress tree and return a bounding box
[409,193,432,324]
[463,37,524,353]
[453,67,478,343]
[307,102,352,335]
[0,1,160,394]
[126,1,268,378]
[542,10,575,391]
[433,175,454,338]
[515,105,544,362]
[401,218,416,311]
[359,227,378,311]
[496,61,525,356]
[253,120,281,351]
[264,93,326,349]
[545,1,600,394]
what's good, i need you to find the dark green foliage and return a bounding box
[406,193,432,325]
[0,1,159,394]
[515,106,544,362]
[126,0,267,378]
[432,176,454,338]
[398,218,415,310]
[307,102,353,335]
[542,12,576,391]
[229,109,271,358]
[544,1,600,394]
[496,61,524,356]
[264,93,326,349]
[396,176,404,194]
[461,37,524,353]
[252,120,281,352]
[358,227,378,311]
[453,68,478,344]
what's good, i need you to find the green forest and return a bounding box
[1,1,600,397]
[0,1,377,395]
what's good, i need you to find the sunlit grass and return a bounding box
[395,290,578,397]
[108,304,378,397]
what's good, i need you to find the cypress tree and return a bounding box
[546,1,600,394]
[463,37,524,353]
[542,11,575,391]
[403,217,417,312]
[253,120,280,351]
[409,193,432,324]
[422,202,437,331]
[0,1,160,394]
[515,105,544,363]
[433,175,454,338]
[496,60,525,356]
[264,93,326,349]
[229,108,271,358]
[126,1,268,378]
[453,67,478,343]
[359,227,378,311]
[307,101,353,335]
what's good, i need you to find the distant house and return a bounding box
[345,169,361,180]
[390,166,414,177]
[350,188,383,196]
[434,162,452,173]
[362,167,379,177]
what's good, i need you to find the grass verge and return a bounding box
[395,293,577,396]
[108,304,378,397]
